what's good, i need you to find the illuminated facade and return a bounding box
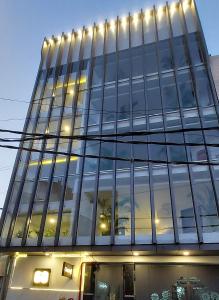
[1,1,219,299]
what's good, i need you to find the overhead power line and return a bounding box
[0,143,218,167]
[0,125,219,140]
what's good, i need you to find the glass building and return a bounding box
[2,1,219,299]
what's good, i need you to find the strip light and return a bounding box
[29,156,78,167]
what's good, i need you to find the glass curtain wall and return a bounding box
[2,1,219,248]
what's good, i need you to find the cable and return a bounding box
[0,143,219,166]
[0,125,219,140]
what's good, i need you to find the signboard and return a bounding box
[62,262,73,279]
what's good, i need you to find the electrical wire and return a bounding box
[0,143,218,166]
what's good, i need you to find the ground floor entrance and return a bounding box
[83,263,219,300]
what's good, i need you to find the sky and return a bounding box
[0,0,218,209]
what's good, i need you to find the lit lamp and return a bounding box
[33,269,51,287]
[62,262,74,279]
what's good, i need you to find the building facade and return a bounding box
[1,0,219,299]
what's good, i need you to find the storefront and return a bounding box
[5,253,219,300]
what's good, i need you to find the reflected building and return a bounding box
[1,1,219,299]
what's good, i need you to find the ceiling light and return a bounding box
[157,6,164,20]
[49,218,56,224]
[133,12,139,25]
[155,219,160,224]
[57,35,61,43]
[170,2,177,16]
[133,252,139,256]
[145,10,151,24]
[183,251,190,256]
[100,223,107,230]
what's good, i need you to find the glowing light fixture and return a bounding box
[133,252,139,256]
[183,251,190,256]
[49,38,53,45]
[49,218,56,224]
[57,35,61,43]
[100,223,107,230]
[15,253,27,258]
[45,253,50,256]
[64,125,71,133]
[155,218,160,224]
[33,269,51,287]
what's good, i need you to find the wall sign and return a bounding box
[62,262,73,279]
[33,268,51,287]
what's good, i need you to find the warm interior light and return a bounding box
[15,253,27,258]
[69,89,74,96]
[29,156,78,167]
[43,41,48,48]
[49,38,53,45]
[100,223,107,230]
[133,252,139,256]
[155,218,160,224]
[33,269,50,286]
[49,218,56,224]
[63,125,71,134]
[57,35,61,43]
[45,253,50,256]
[183,251,190,256]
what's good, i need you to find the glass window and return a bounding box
[83,141,100,173]
[118,82,130,120]
[147,76,162,115]
[192,166,219,242]
[178,69,196,108]
[171,166,198,243]
[95,173,113,244]
[105,53,116,83]
[116,135,131,170]
[43,177,65,242]
[77,174,96,245]
[153,166,174,243]
[186,130,207,162]
[161,73,179,112]
[118,49,130,81]
[102,85,116,123]
[167,132,187,162]
[149,133,167,162]
[134,168,152,243]
[144,44,158,75]
[194,67,213,106]
[131,47,144,78]
[88,88,102,126]
[92,56,104,86]
[100,136,114,172]
[173,36,189,68]
[205,129,219,162]
[59,176,78,245]
[188,33,204,66]
[158,40,173,72]
[115,171,131,243]
[132,79,145,118]
[170,4,184,37]
[118,19,129,50]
